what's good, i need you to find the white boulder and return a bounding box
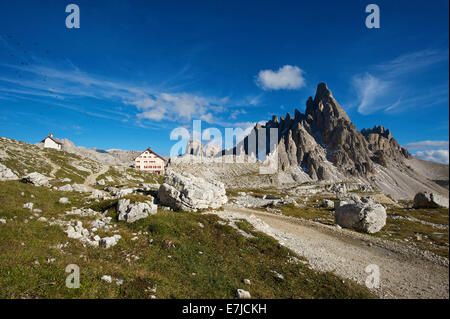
[91,189,105,199]
[71,184,90,193]
[101,275,112,283]
[115,188,136,198]
[117,198,157,223]
[21,172,50,186]
[99,235,121,248]
[236,289,251,299]
[23,202,34,210]
[0,163,18,181]
[59,197,70,204]
[413,192,449,209]
[335,195,386,233]
[321,199,335,209]
[58,184,74,192]
[157,171,228,211]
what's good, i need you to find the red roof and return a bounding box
[134,147,167,162]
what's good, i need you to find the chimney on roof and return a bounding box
[49,132,53,137]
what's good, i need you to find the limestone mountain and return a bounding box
[185,138,222,157]
[231,82,447,199]
[50,139,140,167]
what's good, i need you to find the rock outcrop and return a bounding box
[71,184,90,193]
[0,163,18,181]
[158,171,228,211]
[361,125,410,165]
[58,184,74,192]
[335,195,386,233]
[413,192,449,209]
[21,172,50,187]
[117,198,157,223]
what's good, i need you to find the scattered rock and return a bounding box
[413,192,449,209]
[115,279,124,286]
[91,189,105,199]
[71,184,90,193]
[23,202,33,210]
[0,218,6,224]
[99,235,121,248]
[101,275,112,283]
[59,197,70,204]
[115,188,136,198]
[97,179,105,186]
[58,184,74,192]
[271,270,284,281]
[236,289,251,299]
[243,279,251,285]
[321,199,335,209]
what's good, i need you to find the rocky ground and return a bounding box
[210,207,448,299]
[0,136,448,299]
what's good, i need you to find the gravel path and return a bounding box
[84,165,110,187]
[211,206,449,299]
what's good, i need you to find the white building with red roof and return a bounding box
[134,147,166,174]
[40,132,63,150]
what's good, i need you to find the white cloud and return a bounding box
[405,140,449,151]
[351,49,448,115]
[0,55,230,125]
[414,149,449,164]
[352,73,390,114]
[375,50,449,78]
[129,93,220,123]
[404,140,449,164]
[255,65,305,90]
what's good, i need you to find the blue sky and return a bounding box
[0,0,448,162]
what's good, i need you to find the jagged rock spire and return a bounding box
[233,82,410,180]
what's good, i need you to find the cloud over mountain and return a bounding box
[255,65,305,90]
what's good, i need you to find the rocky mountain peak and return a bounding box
[234,82,413,181]
[314,82,333,100]
[306,82,351,124]
[185,138,222,157]
[361,125,392,139]
[272,115,279,124]
[361,125,410,162]
[185,138,204,156]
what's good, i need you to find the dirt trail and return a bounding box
[213,206,449,299]
[84,165,110,187]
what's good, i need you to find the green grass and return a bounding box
[372,207,449,258]
[0,137,98,183]
[226,187,283,198]
[96,167,163,187]
[0,180,376,299]
[257,191,449,259]
[1,149,52,176]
